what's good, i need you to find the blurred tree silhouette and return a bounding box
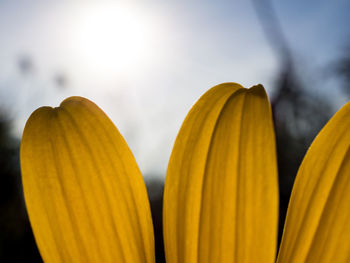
[252,0,332,244]
[0,111,42,262]
[0,53,70,262]
[272,61,331,244]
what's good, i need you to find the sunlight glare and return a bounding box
[71,3,156,75]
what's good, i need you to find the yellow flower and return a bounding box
[20,83,350,263]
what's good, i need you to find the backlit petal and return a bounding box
[20,97,154,263]
[163,83,278,263]
[277,102,350,263]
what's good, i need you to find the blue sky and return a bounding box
[0,0,349,177]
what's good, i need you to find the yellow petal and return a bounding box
[20,97,154,263]
[277,102,350,263]
[163,83,279,263]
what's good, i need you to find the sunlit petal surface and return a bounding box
[163,83,278,263]
[277,102,350,263]
[20,97,154,263]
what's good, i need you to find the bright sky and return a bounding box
[0,0,349,177]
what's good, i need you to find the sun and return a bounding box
[70,3,156,75]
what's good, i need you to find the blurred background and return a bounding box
[0,0,349,262]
